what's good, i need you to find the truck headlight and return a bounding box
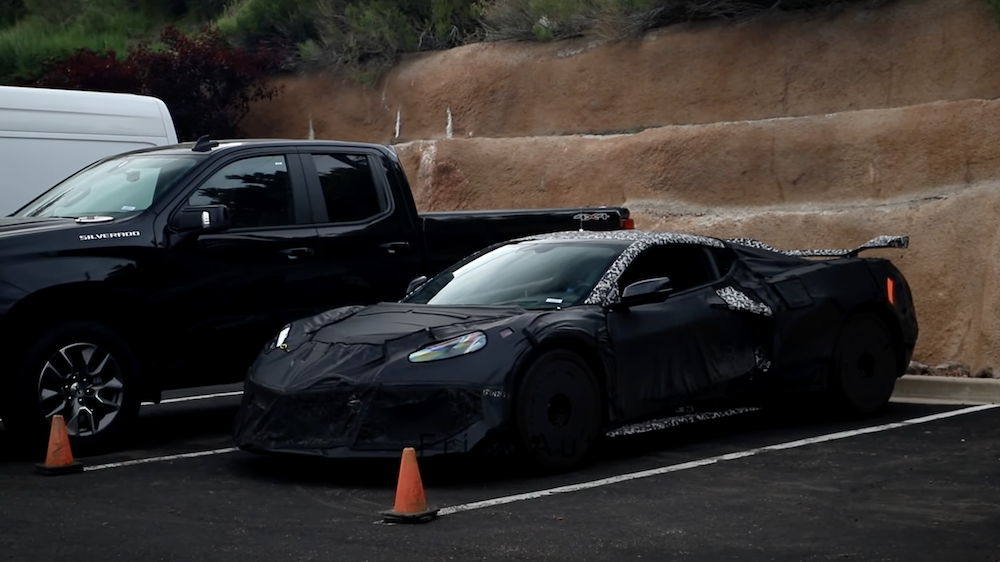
[408,332,487,363]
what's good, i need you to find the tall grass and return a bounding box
[0,0,183,85]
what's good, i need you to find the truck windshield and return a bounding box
[404,240,625,310]
[14,155,200,219]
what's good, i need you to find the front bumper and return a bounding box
[233,380,508,458]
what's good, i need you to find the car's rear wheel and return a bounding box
[514,349,602,472]
[2,321,142,456]
[828,311,901,417]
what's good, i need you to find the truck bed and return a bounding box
[420,206,631,275]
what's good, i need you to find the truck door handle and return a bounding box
[379,242,410,254]
[279,247,314,259]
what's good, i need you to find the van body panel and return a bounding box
[0,85,178,215]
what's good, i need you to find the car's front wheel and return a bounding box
[2,321,142,456]
[828,311,901,416]
[513,349,603,472]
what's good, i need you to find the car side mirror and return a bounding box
[617,277,673,308]
[170,205,231,234]
[406,275,428,294]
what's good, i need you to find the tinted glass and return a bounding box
[15,155,200,219]
[312,154,383,223]
[404,241,625,310]
[188,155,292,229]
[617,244,720,294]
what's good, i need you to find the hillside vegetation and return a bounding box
[2,0,902,89]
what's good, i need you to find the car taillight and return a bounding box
[886,277,896,305]
[622,218,635,229]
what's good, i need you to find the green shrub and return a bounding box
[298,0,480,83]
[0,0,27,28]
[23,0,83,28]
[215,0,320,48]
[0,0,186,84]
[478,0,892,42]
[987,0,1000,27]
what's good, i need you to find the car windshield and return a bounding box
[404,240,626,310]
[14,154,200,219]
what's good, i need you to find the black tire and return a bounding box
[2,321,142,456]
[514,349,603,472]
[828,311,901,417]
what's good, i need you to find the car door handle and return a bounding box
[279,247,315,259]
[379,242,410,254]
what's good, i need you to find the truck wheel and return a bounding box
[514,349,602,472]
[4,321,142,456]
[828,311,901,417]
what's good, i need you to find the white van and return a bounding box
[0,85,179,216]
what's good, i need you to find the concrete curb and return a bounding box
[891,375,1000,405]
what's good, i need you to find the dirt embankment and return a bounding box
[392,100,1000,212]
[388,98,1000,372]
[242,0,1000,143]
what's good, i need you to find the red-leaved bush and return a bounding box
[26,26,282,142]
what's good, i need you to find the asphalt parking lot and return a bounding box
[1,389,998,562]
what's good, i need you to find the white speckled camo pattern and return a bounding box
[754,347,772,372]
[517,229,725,247]
[716,286,773,317]
[604,406,761,437]
[726,235,908,258]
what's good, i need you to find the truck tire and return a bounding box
[827,311,901,417]
[514,349,603,472]
[3,320,142,456]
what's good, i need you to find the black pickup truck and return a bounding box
[0,137,631,453]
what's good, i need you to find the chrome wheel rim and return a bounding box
[37,342,125,437]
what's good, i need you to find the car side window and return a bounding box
[187,155,293,229]
[617,244,721,295]
[312,153,384,223]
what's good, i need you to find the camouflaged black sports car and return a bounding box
[232,230,917,471]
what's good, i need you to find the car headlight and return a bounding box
[271,324,292,352]
[408,331,487,363]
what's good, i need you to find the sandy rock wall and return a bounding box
[638,185,1000,376]
[391,98,1000,372]
[393,99,1000,212]
[242,0,1000,143]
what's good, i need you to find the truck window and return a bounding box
[312,154,384,223]
[188,155,293,229]
[14,155,198,219]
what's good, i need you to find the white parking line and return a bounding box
[435,404,1000,517]
[141,391,244,406]
[82,447,239,471]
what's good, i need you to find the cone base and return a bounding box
[35,461,83,476]
[379,507,440,524]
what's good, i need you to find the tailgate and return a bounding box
[420,206,632,275]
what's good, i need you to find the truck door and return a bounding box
[157,150,323,386]
[297,148,424,309]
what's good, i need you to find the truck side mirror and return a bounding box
[170,205,231,234]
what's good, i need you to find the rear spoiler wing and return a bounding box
[727,235,909,258]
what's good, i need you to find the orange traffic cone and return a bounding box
[379,447,438,523]
[35,415,83,476]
